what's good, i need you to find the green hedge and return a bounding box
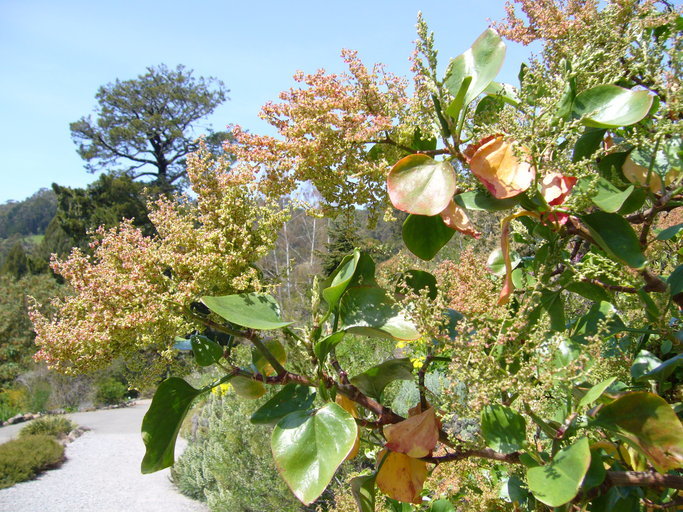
[0,434,64,488]
[20,416,75,438]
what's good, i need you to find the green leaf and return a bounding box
[572,128,607,162]
[583,449,607,490]
[190,335,223,366]
[540,289,566,332]
[399,269,438,300]
[481,405,527,454]
[445,28,506,106]
[565,281,611,303]
[668,264,683,296]
[588,178,635,213]
[578,377,617,408]
[631,350,663,381]
[272,403,357,505]
[484,81,520,107]
[445,76,472,119]
[572,85,654,128]
[251,338,287,375]
[141,377,202,473]
[454,190,520,211]
[202,293,293,330]
[593,391,683,472]
[321,249,360,311]
[487,247,521,276]
[402,214,454,261]
[250,383,317,425]
[582,212,647,269]
[411,127,437,152]
[571,301,626,344]
[526,437,591,507]
[230,375,266,399]
[350,358,414,401]
[350,474,376,512]
[339,286,420,341]
[429,499,455,512]
[656,223,683,241]
[314,331,346,362]
[387,154,456,216]
[639,353,683,382]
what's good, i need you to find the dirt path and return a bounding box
[0,400,208,512]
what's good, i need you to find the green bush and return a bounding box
[172,390,304,512]
[20,416,75,438]
[0,434,64,489]
[94,377,127,406]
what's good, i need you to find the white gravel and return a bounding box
[0,400,208,512]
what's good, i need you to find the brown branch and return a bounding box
[582,278,638,294]
[605,471,683,490]
[422,448,521,465]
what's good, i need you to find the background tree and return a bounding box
[70,64,228,188]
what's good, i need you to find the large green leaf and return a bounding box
[321,250,360,311]
[631,350,663,381]
[403,214,455,261]
[454,190,520,211]
[445,28,506,106]
[594,391,683,472]
[190,335,223,367]
[272,403,357,505]
[572,85,654,128]
[656,223,683,241]
[339,286,420,341]
[251,383,317,425]
[526,437,591,507]
[350,358,414,401]
[141,377,202,473]
[481,405,527,454]
[350,474,376,512]
[429,499,455,512]
[202,293,293,330]
[387,154,456,216]
[582,212,646,269]
[484,81,520,107]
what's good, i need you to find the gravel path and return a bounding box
[0,400,208,512]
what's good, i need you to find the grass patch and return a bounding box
[0,435,64,489]
[20,416,75,438]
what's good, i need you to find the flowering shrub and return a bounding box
[32,1,683,510]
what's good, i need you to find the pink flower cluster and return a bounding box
[30,145,287,375]
[225,50,409,216]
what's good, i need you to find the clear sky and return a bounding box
[0,0,535,203]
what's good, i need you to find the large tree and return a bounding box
[70,64,228,187]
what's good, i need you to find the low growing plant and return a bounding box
[0,434,64,489]
[20,415,75,438]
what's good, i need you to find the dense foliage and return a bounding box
[32,1,682,510]
[19,416,75,438]
[0,434,64,489]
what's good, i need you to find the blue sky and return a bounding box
[0,0,535,203]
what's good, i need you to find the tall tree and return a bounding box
[70,64,228,188]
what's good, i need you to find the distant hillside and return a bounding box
[0,189,57,238]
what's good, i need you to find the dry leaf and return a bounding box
[439,200,481,238]
[375,449,428,504]
[383,407,439,458]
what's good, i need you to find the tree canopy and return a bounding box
[70,64,228,187]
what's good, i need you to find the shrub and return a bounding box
[94,377,127,406]
[20,416,74,438]
[0,434,64,489]
[172,391,304,512]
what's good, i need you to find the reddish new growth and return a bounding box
[225,49,408,217]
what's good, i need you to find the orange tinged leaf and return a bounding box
[336,394,360,460]
[623,155,663,193]
[383,407,439,458]
[439,200,481,239]
[376,449,427,504]
[469,136,535,199]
